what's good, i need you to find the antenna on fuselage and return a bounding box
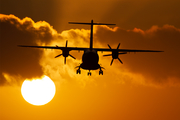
[69,20,116,51]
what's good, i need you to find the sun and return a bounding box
[21,75,56,106]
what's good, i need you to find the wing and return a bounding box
[18,45,87,51]
[18,45,163,52]
[94,43,163,52]
[94,48,163,52]
[18,40,88,51]
[18,44,88,64]
[95,44,163,65]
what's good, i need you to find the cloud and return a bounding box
[1,14,180,87]
[0,14,93,86]
[0,14,58,85]
[39,28,98,87]
[94,25,180,86]
[39,24,180,87]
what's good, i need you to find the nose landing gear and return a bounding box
[87,71,92,76]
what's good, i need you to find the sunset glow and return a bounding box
[1,0,180,120]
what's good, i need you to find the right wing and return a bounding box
[94,48,163,52]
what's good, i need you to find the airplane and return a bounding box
[18,20,163,76]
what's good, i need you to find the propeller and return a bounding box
[55,54,62,58]
[55,40,76,64]
[103,43,126,65]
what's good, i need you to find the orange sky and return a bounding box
[1,0,180,120]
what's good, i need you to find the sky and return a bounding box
[0,0,180,120]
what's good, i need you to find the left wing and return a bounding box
[18,42,89,64]
[18,45,87,51]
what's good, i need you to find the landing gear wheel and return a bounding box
[76,69,81,74]
[87,72,91,76]
[99,70,103,75]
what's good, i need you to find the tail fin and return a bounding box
[69,20,116,50]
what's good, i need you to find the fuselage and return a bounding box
[72,20,103,71]
[80,49,100,70]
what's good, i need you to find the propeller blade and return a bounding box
[55,54,62,58]
[107,44,112,49]
[65,40,68,47]
[101,67,105,69]
[75,66,80,69]
[64,57,67,64]
[110,59,114,66]
[117,43,120,49]
[69,54,76,59]
[103,54,112,56]
[118,57,123,64]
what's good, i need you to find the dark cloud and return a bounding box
[94,25,180,85]
[0,14,57,85]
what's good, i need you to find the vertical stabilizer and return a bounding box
[90,20,93,50]
[69,20,115,51]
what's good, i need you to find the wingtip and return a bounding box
[17,45,23,47]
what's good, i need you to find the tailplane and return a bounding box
[69,20,115,50]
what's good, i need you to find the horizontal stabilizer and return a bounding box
[69,22,116,26]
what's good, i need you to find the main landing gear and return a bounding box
[76,69,81,74]
[99,69,103,75]
[76,67,104,76]
[76,66,81,74]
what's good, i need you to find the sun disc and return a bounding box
[21,76,56,106]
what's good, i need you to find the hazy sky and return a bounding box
[1,0,180,120]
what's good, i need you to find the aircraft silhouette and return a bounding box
[18,20,163,76]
